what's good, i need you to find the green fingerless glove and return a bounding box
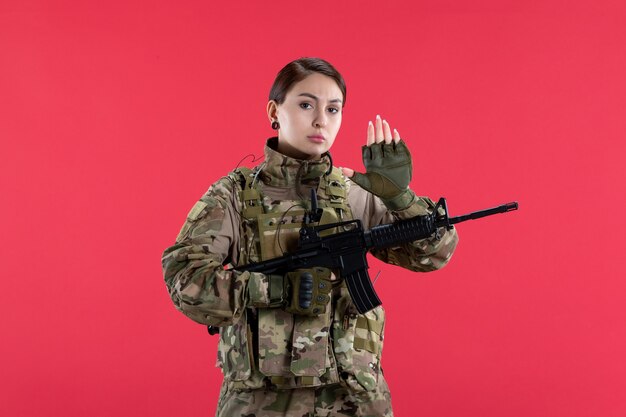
[351,140,416,210]
[284,267,333,316]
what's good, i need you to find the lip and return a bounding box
[307,134,325,143]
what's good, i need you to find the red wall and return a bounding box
[1,1,625,416]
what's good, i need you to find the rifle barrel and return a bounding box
[447,202,518,225]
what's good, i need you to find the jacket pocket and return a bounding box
[351,306,384,391]
[216,313,253,381]
[257,308,294,376]
[290,308,331,377]
[333,293,385,392]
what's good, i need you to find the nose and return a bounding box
[313,109,327,128]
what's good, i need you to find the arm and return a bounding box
[161,176,275,326]
[347,180,458,272]
[342,115,458,272]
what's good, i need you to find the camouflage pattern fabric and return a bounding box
[161,137,459,416]
[217,378,393,417]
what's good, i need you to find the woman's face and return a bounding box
[268,73,343,160]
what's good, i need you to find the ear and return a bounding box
[266,100,279,122]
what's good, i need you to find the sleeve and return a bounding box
[161,176,277,327]
[346,179,459,272]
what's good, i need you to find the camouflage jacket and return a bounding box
[162,137,458,392]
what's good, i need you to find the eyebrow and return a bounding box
[298,92,343,104]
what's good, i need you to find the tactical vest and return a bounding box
[216,164,386,392]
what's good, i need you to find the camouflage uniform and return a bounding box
[162,137,458,416]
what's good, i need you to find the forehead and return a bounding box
[287,73,342,100]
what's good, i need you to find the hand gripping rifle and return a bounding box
[234,191,518,315]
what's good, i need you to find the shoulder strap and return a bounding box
[233,167,265,219]
[319,167,349,214]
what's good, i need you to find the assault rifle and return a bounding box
[234,193,518,315]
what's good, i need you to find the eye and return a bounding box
[300,102,313,109]
[328,107,340,114]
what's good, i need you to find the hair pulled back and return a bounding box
[269,57,346,106]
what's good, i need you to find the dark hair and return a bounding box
[269,57,346,106]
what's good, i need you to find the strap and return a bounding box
[235,167,265,218]
[268,274,285,307]
[354,338,381,355]
[269,375,319,387]
[323,167,347,199]
[300,376,317,386]
[269,376,286,385]
[356,316,384,335]
[319,167,350,214]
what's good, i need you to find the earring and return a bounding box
[271,120,280,130]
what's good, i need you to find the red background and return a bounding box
[2,1,625,416]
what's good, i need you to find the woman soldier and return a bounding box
[162,57,458,416]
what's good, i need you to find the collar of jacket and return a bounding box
[259,137,332,188]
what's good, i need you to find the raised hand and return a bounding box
[342,115,415,210]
